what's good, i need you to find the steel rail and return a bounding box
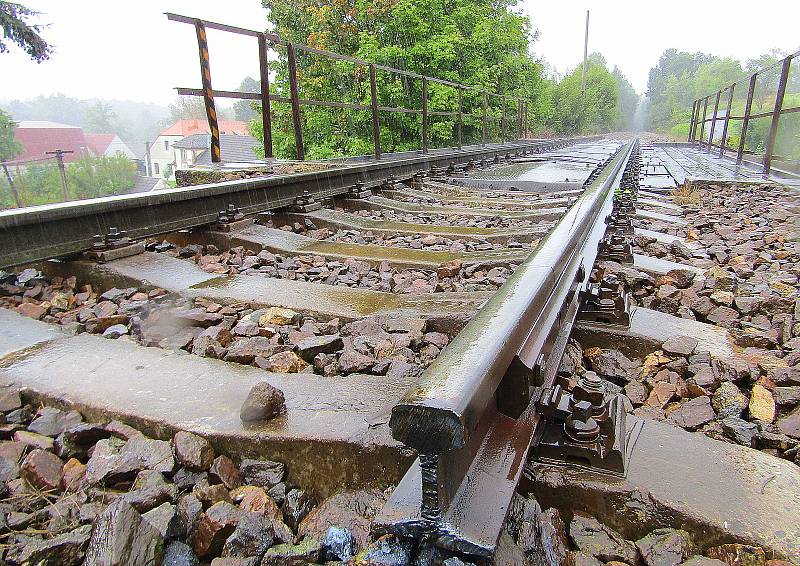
[0,138,589,269]
[374,139,635,558]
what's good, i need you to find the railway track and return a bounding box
[0,137,798,565]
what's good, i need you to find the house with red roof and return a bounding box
[147,119,250,179]
[8,121,137,167]
[9,121,91,165]
[84,133,136,160]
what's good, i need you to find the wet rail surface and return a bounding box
[1,136,799,564]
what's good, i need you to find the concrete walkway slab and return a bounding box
[636,208,687,225]
[0,322,414,499]
[277,209,550,243]
[574,306,733,359]
[345,195,566,221]
[382,187,572,210]
[633,254,705,277]
[526,416,800,561]
[214,224,531,269]
[0,309,64,359]
[50,253,490,334]
[638,197,682,212]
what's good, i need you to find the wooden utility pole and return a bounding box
[45,149,73,202]
[581,10,590,93]
[1,163,22,208]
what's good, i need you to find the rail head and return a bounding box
[389,140,635,454]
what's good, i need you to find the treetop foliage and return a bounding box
[0,1,52,62]
[0,109,23,162]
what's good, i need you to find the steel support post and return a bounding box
[501,98,507,143]
[194,20,221,163]
[457,88,463,150]
[482,92,488,146]
[286,43,305,160]
[258,33,274,159]
[707,90,721,152]
[369,64,382,159]
[422,78,429,154]
[688,100,697,142]
[763,56,791,175]
[719,84,734,158]
[737,74,757,166]
[698,97,709,150]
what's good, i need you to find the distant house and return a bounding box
[173,133,260,170]
[148,119,251,179]
[11,121,91,164]
[9,121,136,168]
[85,133,137,160]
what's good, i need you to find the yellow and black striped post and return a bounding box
[194,20,221,163]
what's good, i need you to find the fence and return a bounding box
[167,13,532,162]
[687,50,800,175]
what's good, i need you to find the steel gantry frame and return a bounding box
[167,13,532,163]
[688,50,799,175]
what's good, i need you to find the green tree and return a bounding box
[612,66,639,130]
[547,54,619,135]
[0,108,22,161]
[0,1,52,62]
[0,154,138,209]
[257,0,549,158]
[233,77,260,121]
[84,101,117,133]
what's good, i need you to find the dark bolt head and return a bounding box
[572,400,593,422]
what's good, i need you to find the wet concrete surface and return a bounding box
[43,252,219,292]
[48,252,489,333]
[0,324,416,499]
[219,224,531,268]
[636,208,687,225]
[382,186,573,210]
[574,306,733,360]
[279,209,549,243]
[633,253,705,277]
[0,309,63,359]
[525,416,800,561]
[635,227,698,248]
[345,195,566,220]
[188,274,489,334]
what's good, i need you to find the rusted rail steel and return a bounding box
[0,138,592,269]
[373,140,635,558]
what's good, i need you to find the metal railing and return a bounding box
[167,13,531,162]
[688,50,800,175]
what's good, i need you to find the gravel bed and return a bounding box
[345,207,551,229]
[383,192,530,211]
[310,227,534,252]
[580,182,800,465]
[0,269,455,380]
[156,241,517,294]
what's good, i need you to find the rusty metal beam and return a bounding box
[369,65,382,160]
[194,20,221,163]
[737,74,757,166]
[422,78,429,154]
[719,85,734,158]
[707,91,721,152]
[763,56,792,175]
[258,33,273,159]
[286,43,305,160]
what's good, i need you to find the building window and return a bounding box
[154,163,160,175]
[164,140,169,151]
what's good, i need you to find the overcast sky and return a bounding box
[2,0,799,105]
